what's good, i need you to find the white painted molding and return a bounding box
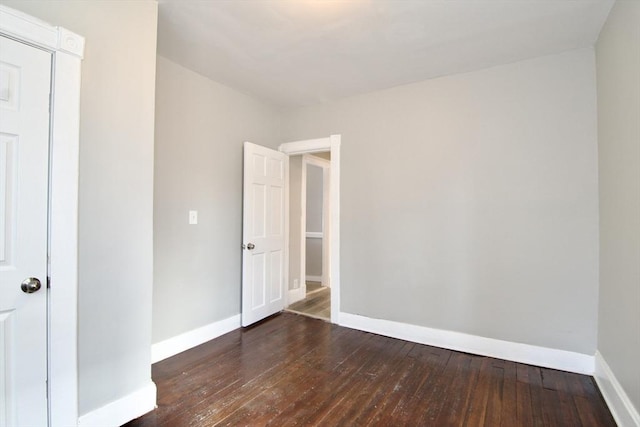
[306,231,323,239]
[288,286,306,305]
[339,312,595,375]
[56,26,85,57]
[283,152,290,312]
[306,275,323,282]
[594,351,640,427]
[299,154,308,305]
[151,314,241,363]
[0,5,84,58]
[77,381,156,427]
[48,51,82,427]
[279,137,332,155]
[328,135,341,323]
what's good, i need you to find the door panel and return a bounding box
[242,142,288,327]
[0,36,51,426]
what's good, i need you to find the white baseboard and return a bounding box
[151,314,241,363]
[306,275,322,282]
[339,312,594,375]
[78,381,156,427]
[288,285,306,305]
[594,351,640,427]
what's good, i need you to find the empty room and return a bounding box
[0,0,638,426]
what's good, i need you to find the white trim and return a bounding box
[284,152,290,311]
[48,48,82,427]
[299,155,307,304]
[306,275,323,282]
[339,312,595,375]
[328,135,340,323]
[151,314,241,363]
[0,6,84,57]
[594,351,640,427]
[280,138,331,155]
[288,286,306,305]
[55,26,85,57]
[320,161,330,287]
[77,382,156,427]
[279,135,341,324]
[0,5,84,426]
[305,231,323,239]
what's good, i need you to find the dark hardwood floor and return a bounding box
[125,313,615,426]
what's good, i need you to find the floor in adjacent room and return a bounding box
[124,313,615,427]
[285,281,330,321]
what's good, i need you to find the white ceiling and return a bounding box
[157,0,614,108]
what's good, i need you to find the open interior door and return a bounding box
[242,142,288,327]
[0,35,51,426]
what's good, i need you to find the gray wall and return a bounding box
[596,0,640,413]
[306,164,324,232]
[305,164,324,277]
[153,56,282,343]
[305,239,323,278]
[0,0,158,416]
[283,49,600,355]
[289,155,303,291]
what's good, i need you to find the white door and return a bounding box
[0,36,51,426]
[242,142,288,327]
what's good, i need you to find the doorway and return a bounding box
[286,153,330,320]
[241,135,341,327]
[278,135,340,324]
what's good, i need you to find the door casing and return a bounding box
[0,5,84,426]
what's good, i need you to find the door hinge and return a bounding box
[47,276,51,289]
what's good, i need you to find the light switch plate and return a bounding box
[189,210,198,225]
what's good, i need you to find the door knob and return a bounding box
[246,243,255,250]
[21,277,42,294]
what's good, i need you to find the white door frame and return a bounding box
[0,6,83,426]
[279,135,341,324]
[300,154,330,287]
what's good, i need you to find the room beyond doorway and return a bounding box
[285,151,331,321]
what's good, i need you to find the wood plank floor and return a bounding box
[306,281,323,293]
[124,313,615,427]
[286,285,330,320]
